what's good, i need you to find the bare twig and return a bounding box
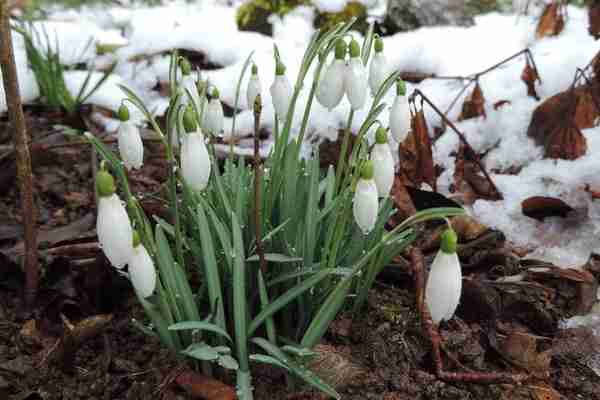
[409,89,502,199]
[253,94,267,274]
[0,1,38,307]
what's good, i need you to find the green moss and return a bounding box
[236,0,309,35]
[314,2,367,34]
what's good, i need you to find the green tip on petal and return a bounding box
[275,61,286,76]
[96,169,116,197]
[118,104,130,122]
[197,79,207,92]
[360,160,374,180]
[132,230,141,248]
[179,58,191,76]
[374,36,383,53]
[349,39,360,58]
[375,127,388,144]
[334,39,347,60]
[440,228,458,254]
[396,79,406,96]
[183,104,197,133]
[251,63,258,75]
[211,87,220,99]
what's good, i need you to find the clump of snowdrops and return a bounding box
[87,20,463,399]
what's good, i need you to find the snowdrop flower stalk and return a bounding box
[425,227,462,324]
[117,104,143,171]
[316,39,347,111]
[247,64,262,111]
[369,35,389,97]
[389,79,411,143]
[204,88,225,137]
[353,160,379,235]
[270,61,292,122]
[181,110,211,191]
[344,38,368,110]
[96,165,133,269]
[179,57,203,118]
[129,231,157,298]
[371,127,395,197]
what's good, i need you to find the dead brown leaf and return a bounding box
[398,110,436,192]
[536,2,565,39]
[545,123,587,160]
[454,144,501,202]
[451,214,489,241]
[589,3,600,39]
[175,371,237,400]
[521,59,540,100]
[493,100,511,110]
[521,196,574,221]
[501,332,551,377]
[308,344,366,389]
[458,82,486,121]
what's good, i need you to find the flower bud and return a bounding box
[97,192,133,269]
[129,234,156,298]
[183,103,197,133]
[371,129,394,197]
[247,64,262,111]
[369,39,389,97]
[118,104,130,122]
[270,64,292,122]
[179,57,192,76]
[316,56,346,111]
[425,227,462,324]
[345,41,368,110]
[334,38,347,60]
[96,168,116,198]
[181,129,211,191]
[349,39,360,58]
[353,160,378,235]
[118,121,144,170]
[204,88,224,136]
[389,90,411,143]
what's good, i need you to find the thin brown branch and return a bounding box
[253,94,267,274]
[0,1,38,307]
[410,89,502,199]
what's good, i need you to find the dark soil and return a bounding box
[1,107,600,400]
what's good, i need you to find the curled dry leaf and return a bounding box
[454,144,502,202]
[501,331,551,377]
[458,82,486,121]
[521,196,574,221]
[521,59,540,100]
[536,2,565,39]
[545,123,587,160]
[493,100,511,110]
[398,110,437,192]
[175,371,237,400]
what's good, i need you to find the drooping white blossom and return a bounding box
[353,161,379,235]
[345,39,368,110]
[96,169,133,269]
[316,39,347,111]
[389,80,411,143]
[368,36,389,97]
[371,128,395,197]
[204,88,224,136]
[118,121,143,170]
[270,62,292,122]
[425,229,462,324]
[181,129,211,191]
[129,240,157,298]
[247,64,262,111]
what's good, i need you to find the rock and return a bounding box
[383,0,474,34]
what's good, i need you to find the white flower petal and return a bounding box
[129,244,157,298]
[270,75,292,121]
[353,178,379,235]
[390,95,411,143]
[181,130,211,191]
[181,75,203,115]
[97,194,133,269]
[204,98,224,136]
[247,74,262,111]
[316,59,346,111]
[371,143,395,197]
[368,53,388,97]
[118,121,143,170]
[425,251,462,324]
[345,58,368,110]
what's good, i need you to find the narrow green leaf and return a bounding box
[168,321,232,342]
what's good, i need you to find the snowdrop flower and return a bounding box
[181,128,211,191]
[96,167,133,269]
[316,39,347,111]
[129,231,157,298]
[368,36,389,97]
[344,39,368,110]
[353,160,379,235]
[204,88,224,136]
[179,58,203,116]
[389,79,411,143]
[371,127,395,198]
[247,64,262,110]
[270,61,292,122]
[425,228,462,325]
[117,105,143,171]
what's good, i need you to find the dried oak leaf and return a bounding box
[589,3,600,39]
[458,82,486,121]
[536,2,565,39]
[501,331,551,377]
[175,371,237,400]
[521,59,540,100]
[398,110,436,192]
[521,196,574,221]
